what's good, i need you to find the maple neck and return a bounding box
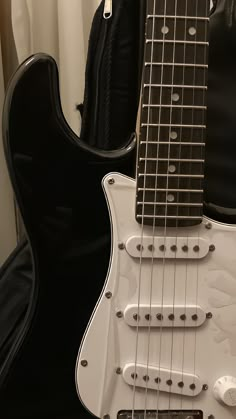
[136,0,210,228]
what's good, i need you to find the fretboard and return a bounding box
[136,0,210,228]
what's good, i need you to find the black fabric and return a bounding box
[80,0,145,149]
[204,0,236,222]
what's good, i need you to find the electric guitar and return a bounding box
[76,1,236,419]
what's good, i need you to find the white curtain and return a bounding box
[11,0,101,135]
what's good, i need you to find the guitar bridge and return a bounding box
[118,411,203,419]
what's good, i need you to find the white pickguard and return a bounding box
[76,173,236,419]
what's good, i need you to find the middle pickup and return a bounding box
[124,304,206,328]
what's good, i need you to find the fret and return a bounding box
[146,40,209,46]
[144,84,207,89]
[143,105,207,109]
[145,63,208,68]
[142,124,206,129]
[137,202,203,207]
[137,215,202,220]
[147,15,209,21]
[146,43,207,65]
[139,158,204,163]
[140,141,205,146]
[142,107,206,126]
[138,188,203,193]
[138,174,204,179]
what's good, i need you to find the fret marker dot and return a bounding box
[168,165,176,173]
[188,26,197,36]
[167,194,175,202]
[161,25,169,35]
[171,93,179,102]
[170,131,178,140]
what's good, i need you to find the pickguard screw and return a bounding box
[205,222,212,230]
[118,242,125,250]
[105,291,112,299]
[81,360,88,367]
[116,311,123,318]
[116,367,122,375]
[203,384,208,391]
[108,178,115,185]
[209,244,215,252]
[206,312,213,319]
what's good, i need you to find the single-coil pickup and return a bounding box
[124,305,206,328]
[123,363,202,397]
[126,236,210,259]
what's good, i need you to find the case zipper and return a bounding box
[103,0,112,19]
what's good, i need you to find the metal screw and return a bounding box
[116,311,123,318]
[205,222,212,230]
[105,291,112,299]
[206,312,213,319]
[118,242,125,250]
[116,367,122,375]
[203,384,209,391]
[209,244,216,252]
[108,178,115,185]
[81,360,88,367]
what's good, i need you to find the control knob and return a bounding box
[213,376,236,407]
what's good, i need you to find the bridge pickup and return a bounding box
[124,305,206,328]
[123,363,202,397]
[126,236,209,259]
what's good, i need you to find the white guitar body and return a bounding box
[76,173,236,419]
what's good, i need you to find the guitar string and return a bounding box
[142,0,164,417]
[191,0,209,414]
[162,1,178,416]
[141,0,168,418]
[178,0,192,413]
[131,0,157,417]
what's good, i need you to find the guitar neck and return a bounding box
[136,0,210,228]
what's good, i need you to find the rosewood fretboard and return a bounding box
[136,0,210,227]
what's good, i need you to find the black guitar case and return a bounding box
[0,1,145,418]
[1,0,236,417]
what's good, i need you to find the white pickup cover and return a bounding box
[124,304,206,328]
[126,236,209,259]
[123,363,202,397]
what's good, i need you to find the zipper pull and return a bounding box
[103,0,112,19]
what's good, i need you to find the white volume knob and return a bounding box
[214,376,236,407]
